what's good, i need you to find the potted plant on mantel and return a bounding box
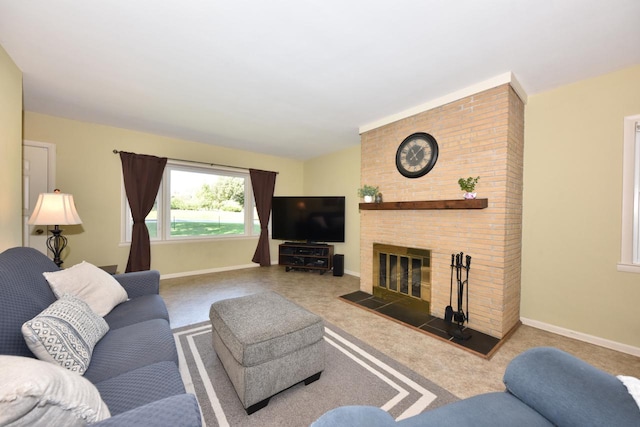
[358,185,379,203]
[458,176,479,199]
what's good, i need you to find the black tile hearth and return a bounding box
[339,291,502,358]
[339,290,372,303]
[340,290,388,310]
[377,303,434,328]
[358,298,388,310]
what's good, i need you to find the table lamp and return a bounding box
[28,189,83,267]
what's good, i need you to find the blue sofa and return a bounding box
[312,347,640,427]
[0,247,202,427]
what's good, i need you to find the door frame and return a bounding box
[23,140,56,247]
[23,139,56,190]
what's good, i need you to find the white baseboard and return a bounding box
[160,263,360,280]
[521,317,640,357]
[160,263,260,280]
[344,269,360,278]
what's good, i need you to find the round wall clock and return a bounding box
[395,132,439,178]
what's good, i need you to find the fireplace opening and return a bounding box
[373,244,431,313]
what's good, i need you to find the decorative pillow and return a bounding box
[22,294,109,375]
[0,355,110,426]
[618,375,640,411]
[43,261,128,316]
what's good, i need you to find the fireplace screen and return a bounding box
[373,244,431,306]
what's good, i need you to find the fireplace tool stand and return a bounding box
[446,252,472,340]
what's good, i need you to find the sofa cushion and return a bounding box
[94,361,186,415]
[43,261,128,317]
[0,247,59,357]
[0,355,111,426]
[310,406,396,427]
[93,394,202,427]
[104,294,170,330]
[22,294,109,375]
[84,318,178,383]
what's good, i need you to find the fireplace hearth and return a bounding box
[339,290,502,358]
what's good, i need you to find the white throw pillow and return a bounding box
[618,375,640,411]
[22,294,109,375]
[0,355,110,426]
[43,261,128,316]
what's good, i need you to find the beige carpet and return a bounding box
[173,321,458,427]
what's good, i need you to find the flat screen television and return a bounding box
[271,196,345,243]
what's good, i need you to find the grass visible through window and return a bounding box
[144,212,260,239]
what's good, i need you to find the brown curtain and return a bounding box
[120,151,167,272]
[250,169,277,266]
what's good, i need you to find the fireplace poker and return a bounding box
[445,253,454,323]
[454,253,466,324]
[465,254,471,323]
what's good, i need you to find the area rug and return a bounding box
[173,321,458,427]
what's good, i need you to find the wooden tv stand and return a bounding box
[278,243,334,274]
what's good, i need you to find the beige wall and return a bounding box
[303,145,361,274]
[0,45,23,252]
[23,112,305,274]
[522,65,640,348]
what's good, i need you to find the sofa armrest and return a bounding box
[311,406,396,427]
[114,270,160,299]
[93,394,201,427]
[503,347,640,427]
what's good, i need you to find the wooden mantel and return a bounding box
[359,198,488,210]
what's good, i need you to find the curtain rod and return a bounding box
[112,150,278,174]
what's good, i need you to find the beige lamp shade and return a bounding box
[28,191,83,226]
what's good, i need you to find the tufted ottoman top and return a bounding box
[209,291,324,367]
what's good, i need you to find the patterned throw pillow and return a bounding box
[22,294,109,375]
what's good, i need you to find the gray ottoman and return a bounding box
[209,291,325,414]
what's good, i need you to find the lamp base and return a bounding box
[47,226,68,268]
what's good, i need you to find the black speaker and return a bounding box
[333,254,344,276]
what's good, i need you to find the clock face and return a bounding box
[395,132,439,178]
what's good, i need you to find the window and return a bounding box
[122,161,261,242]
[633,121,640,264]
[619,114,640,272]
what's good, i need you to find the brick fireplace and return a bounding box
[359,83,524,339]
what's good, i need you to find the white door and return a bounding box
[23,141,56,255]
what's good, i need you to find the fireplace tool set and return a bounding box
[444,252,472,340]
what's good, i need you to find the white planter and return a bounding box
[364,195,373,203]
[463,192,477,199]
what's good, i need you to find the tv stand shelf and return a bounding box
[279,243,334,275]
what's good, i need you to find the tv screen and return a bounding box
[271,196,345,243]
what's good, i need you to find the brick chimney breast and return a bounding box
[359,84,524,339]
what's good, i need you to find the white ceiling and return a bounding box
[1,1,639,160]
